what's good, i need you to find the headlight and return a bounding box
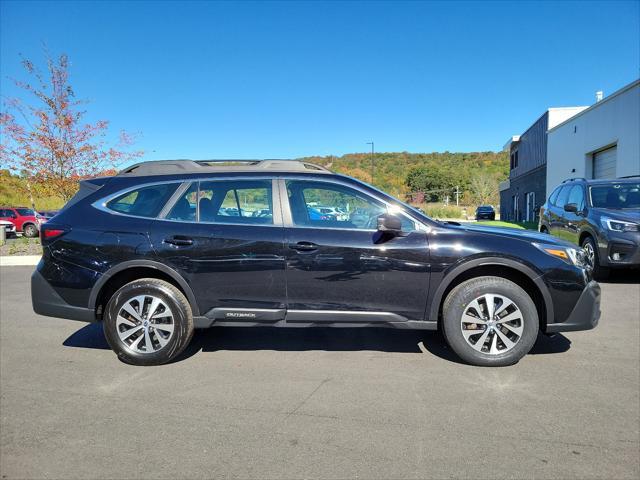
[601,216,639,232]
[533,243,589,268]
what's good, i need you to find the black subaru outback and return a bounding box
[32,160,600,366]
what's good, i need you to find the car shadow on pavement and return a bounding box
[63,323,571,364]
[599,269,640,285]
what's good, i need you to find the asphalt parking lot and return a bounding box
[1,266,639,479]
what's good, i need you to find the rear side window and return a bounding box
[107,183,178,218]
[165,180,273,224]
[548,187,561,205]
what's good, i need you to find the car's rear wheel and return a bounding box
[581,236,609,280]
[103,278,194,366]
[23,223,38,238]
[442,276,539,366]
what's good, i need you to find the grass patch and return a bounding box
[476,220,538,231]
[412,203,464,219]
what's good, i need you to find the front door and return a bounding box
[282,179,430,322]
[563,184,586,245]
[147,178,287,320]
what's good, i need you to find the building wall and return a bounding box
[500,166,546,222]
[508,112,548,178]
[547,80,640,191]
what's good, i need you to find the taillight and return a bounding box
[43,229,65,239]
[40,225,69,244]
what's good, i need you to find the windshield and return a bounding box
[590,183,640,209]
[15,208,35,216]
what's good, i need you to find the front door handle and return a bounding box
[289,241,318,252]
[164,236,193,247]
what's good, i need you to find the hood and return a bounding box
[445,222,575,248]
[591,208,640,223]
[0,220,13,225]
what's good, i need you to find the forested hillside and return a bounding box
[297,151,509,203]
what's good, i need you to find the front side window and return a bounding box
[165,180,273,224]
[107,183,178,218]
[590,183,640,209]
[567,185,585,210]
[287,180,415,231]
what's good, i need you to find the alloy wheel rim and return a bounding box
[460,294,524,355]
[583,243,595,267]
[116,295,175,354]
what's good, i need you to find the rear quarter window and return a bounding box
[548,187,562,205]
[107,183,178,218]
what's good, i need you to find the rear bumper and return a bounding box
[31,270,95,322]
[546,280,600,333]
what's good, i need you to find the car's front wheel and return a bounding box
[442,276,539,366]
[581,236,609,280]
[103,278,194,366]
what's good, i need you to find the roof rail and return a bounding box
[116,159,331,176]
[561,177,587,183]
[618,175,640,179]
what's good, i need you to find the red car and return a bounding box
[0,207,46,237]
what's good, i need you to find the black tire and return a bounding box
[442,276,539,367]
[581,236,609,280]
[103,278,194,366]
[23,223,38,238]
[540,225,549,234]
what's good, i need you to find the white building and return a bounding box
[547,79,640,191]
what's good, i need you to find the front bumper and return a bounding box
[31,270,95,322]
[598,231,640,268]
[546,280,601,333]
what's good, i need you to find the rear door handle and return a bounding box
[289,241,318,252]
[164,236,193,247]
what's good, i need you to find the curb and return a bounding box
[0,255,41,267]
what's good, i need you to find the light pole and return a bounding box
[366,141,374,184]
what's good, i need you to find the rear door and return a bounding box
[281,178,430,323]
[147,178,287,320]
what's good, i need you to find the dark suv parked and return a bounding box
[539,177,640,278]
[32,160,600,366]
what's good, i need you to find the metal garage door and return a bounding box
[593,147,617,179]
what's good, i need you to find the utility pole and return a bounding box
[455,185,460,206]
[366,142,374,184]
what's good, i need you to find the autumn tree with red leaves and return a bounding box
[0,53,143,205]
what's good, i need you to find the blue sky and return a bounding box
[1,0,638,162]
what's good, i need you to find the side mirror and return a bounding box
[564,203,578,213]
[377,214,404,236]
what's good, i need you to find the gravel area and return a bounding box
[0,235,42,256]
